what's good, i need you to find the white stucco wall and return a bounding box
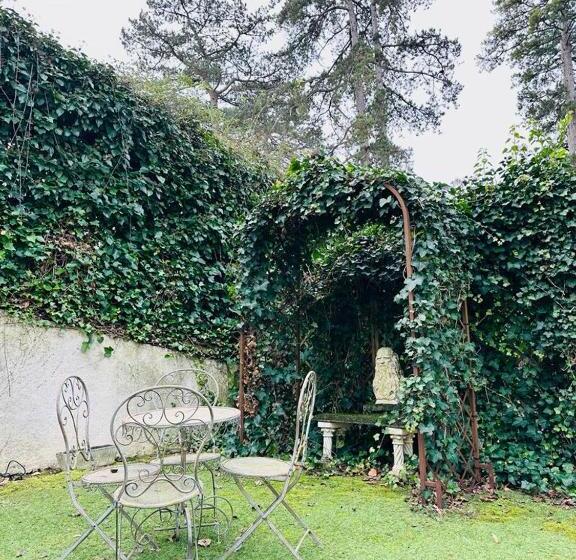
[0,313,228,471]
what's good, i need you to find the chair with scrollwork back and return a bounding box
[57,376,93,474]
[154,369,222,500]
[56,376,157,560]
[110,385,214,560]
[157,368,220,406]
[219,371,320,560]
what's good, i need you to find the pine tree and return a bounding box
[122,0,324,166]
[121,0,279,107]
[277,0,462,165]
[480,0,576,156]
[125,73,321,169]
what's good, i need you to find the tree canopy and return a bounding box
[122,0,462,167]
[278,0,462,165]
[481,0,576,155]
[122,0,278,107]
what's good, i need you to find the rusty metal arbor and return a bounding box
[376,185,495,504]
[236,178,494,507]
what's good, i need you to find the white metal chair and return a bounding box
[157,368,221,406]
[56,376,158,560]
[155,368,235,541]
[219,371,320,559]
[110,385,214,560]
[153,369,221,491]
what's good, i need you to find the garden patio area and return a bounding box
[1,5,576,560]
[1,471,575,560]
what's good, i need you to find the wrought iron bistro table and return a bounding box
[128,406,241,430]
[125,405,241,543]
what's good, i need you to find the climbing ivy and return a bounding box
[0,9,269,355]
[237,144,576,496]
[468,136,576,493]
[237,156,481,481]
[2,8,574,497]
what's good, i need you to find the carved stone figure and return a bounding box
[373,347,401,405]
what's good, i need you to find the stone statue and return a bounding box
[373,347,401,405]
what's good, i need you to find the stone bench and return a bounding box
[315,413,414,475]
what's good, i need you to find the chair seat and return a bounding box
[150,452,221,467]
[220,457,292,480]
[81,462,159,486]
[114,475,201,509]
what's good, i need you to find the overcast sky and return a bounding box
[6,0,520,183]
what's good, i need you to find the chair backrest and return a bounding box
[56,376,92,472]
[157,368,220,406]
[110,385,214,503]
[290,371,317,469]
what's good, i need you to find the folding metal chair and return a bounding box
[154,369,233,540]
[154,369,222,476]
[157,368,221,406]
[219,371,320,559]
[56,376,159,560]
[110,384,214,560]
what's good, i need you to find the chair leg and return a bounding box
[195,463,216,543]
[62,485,129,560]
[207,463,217,510]
[197,495,204,539]
[262,480,321,546]
[184,503,198,560]
[220,477,303,560]
[60,504,115,559]
[98,487,160,552]
[115,505,122,560]
[174,503,182,541]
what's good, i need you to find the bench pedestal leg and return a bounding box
[317,421,343,460]
[403,434,414,458]
[316,419,414,474]
[387,428,414,475]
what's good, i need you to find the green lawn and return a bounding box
[1,471,575,560]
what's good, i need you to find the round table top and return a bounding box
[126,405,240,429]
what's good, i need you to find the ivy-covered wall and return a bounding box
[0,9,269,356]
[468,140,576,493]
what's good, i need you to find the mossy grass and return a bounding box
[1,471,575,559]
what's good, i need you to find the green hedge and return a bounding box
[468,139,576,493]
[0,8,269,355]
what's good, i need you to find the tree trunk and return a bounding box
[370,0,385,84]
[370,0,390,165]
[347,0,367,116]
[560,21,576,157]
[346,0,368,161]
[208,89,219,108]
